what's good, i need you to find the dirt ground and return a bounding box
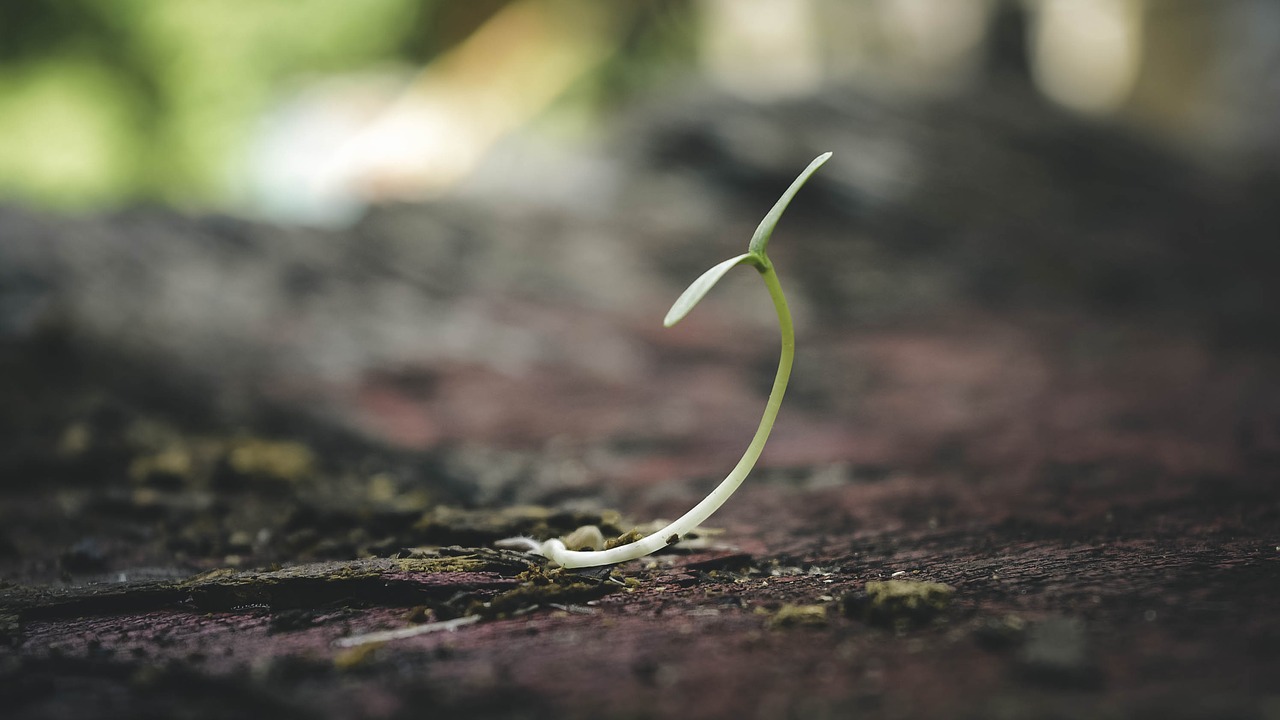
[2,84,1278,719]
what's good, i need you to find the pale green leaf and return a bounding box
[663,253,756,327]
[748,152,832,256]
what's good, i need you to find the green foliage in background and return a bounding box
[0,0,422,208]
[0,0,695,210]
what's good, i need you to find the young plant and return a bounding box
[501,152,832,568]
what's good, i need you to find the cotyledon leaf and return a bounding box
[663,252,756,328]
[748,151,833,256]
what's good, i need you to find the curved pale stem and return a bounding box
[541,259,794,568]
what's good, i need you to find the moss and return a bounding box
[974,614,1028,650]
[226,439,314,482]
[414,506,627,548]
[845,579,954,630]
[466,566,617,619]
[128,446,195,485]
[179,555,529,611]
[1,554,537,620]
[768,603,828,629]
[387,556,492,574]
[333,643,382,671]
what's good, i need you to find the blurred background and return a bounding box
[1,0,1278,557]
[3,7,1280,713]
[2,0,1278,220]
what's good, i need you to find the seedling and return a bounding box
[500,152,832,568]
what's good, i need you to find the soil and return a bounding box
[2,83,1278,719]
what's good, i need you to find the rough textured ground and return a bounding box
[2,82,1278,719]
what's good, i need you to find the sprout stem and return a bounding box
[539,259,793,568]
[500,152,828,569]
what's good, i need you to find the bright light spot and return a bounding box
[701,0,823,100]
[1031,0,1144,115]
[880,0,991,89]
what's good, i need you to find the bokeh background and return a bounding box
[4,0,1278,218]
[3,0,1279,506]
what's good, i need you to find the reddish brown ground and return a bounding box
[3,300,1278,719]
[2,85,1279,719]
